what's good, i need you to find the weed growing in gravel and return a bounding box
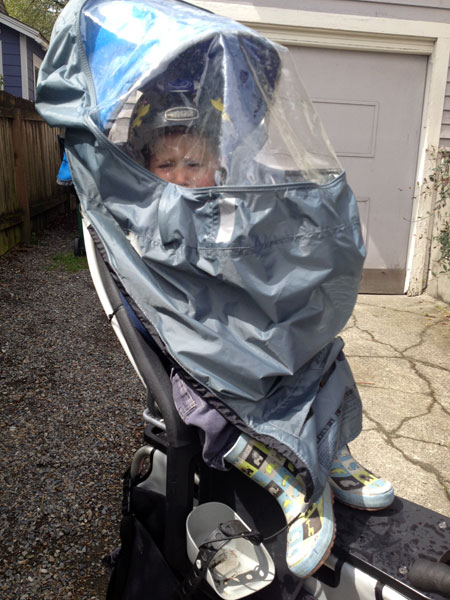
[47,252,88,273]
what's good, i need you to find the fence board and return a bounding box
[0,91,66,256]
[0,117,17,218]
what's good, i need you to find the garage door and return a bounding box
[291,47,427,293]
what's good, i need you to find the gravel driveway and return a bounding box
[0,215,146,599]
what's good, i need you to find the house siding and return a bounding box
[203,0,450,23]
[0,18,45,100]
[440,67,450,148]
[1,24,21,97]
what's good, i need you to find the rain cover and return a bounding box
[37,0,365,497]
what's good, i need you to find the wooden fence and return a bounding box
[0,91,68,256]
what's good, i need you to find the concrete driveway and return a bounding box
[341,293,450,517]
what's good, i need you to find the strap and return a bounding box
[108,304,123,322]
[105,514,135,600]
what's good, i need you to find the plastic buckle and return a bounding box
[179,526,228,597]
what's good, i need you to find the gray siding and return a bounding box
[1,25,21,97]
[440,69,450,148]
[0,20,45,100]
[204,0,450,23]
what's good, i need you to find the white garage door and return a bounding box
[291,47,427,293]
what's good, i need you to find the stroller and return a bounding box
[36,1,450,598]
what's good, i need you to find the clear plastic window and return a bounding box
[81,0,341,186]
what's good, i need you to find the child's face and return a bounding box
[148,131,217,188]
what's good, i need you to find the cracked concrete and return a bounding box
[341,293,450,517]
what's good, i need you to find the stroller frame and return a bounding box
[82,218,450,600]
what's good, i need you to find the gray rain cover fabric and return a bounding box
[36,0,366,499]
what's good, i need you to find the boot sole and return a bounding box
[334,494,395,512]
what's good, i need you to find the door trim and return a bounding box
[193,2,450,294]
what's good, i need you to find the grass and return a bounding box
[47,252,88,273]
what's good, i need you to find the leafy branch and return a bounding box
[4,0,69,40]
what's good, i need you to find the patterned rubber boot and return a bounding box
[329,446,394,510]
[223,434,335,579]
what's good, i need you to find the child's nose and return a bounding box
[172,167,191,187]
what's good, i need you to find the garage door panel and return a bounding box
[313,99,379,157]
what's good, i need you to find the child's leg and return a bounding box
[224,434,335,579]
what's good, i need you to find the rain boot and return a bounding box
[224,434,335,579]
[329,445,394,510]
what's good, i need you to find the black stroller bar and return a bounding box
[87,229,200,575]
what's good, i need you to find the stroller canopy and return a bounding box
[37,0,365,496]
[39,0,343,186]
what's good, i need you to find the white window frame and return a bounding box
[20,33,29,100]
[32,53,42,98]
[192,2,450,293]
